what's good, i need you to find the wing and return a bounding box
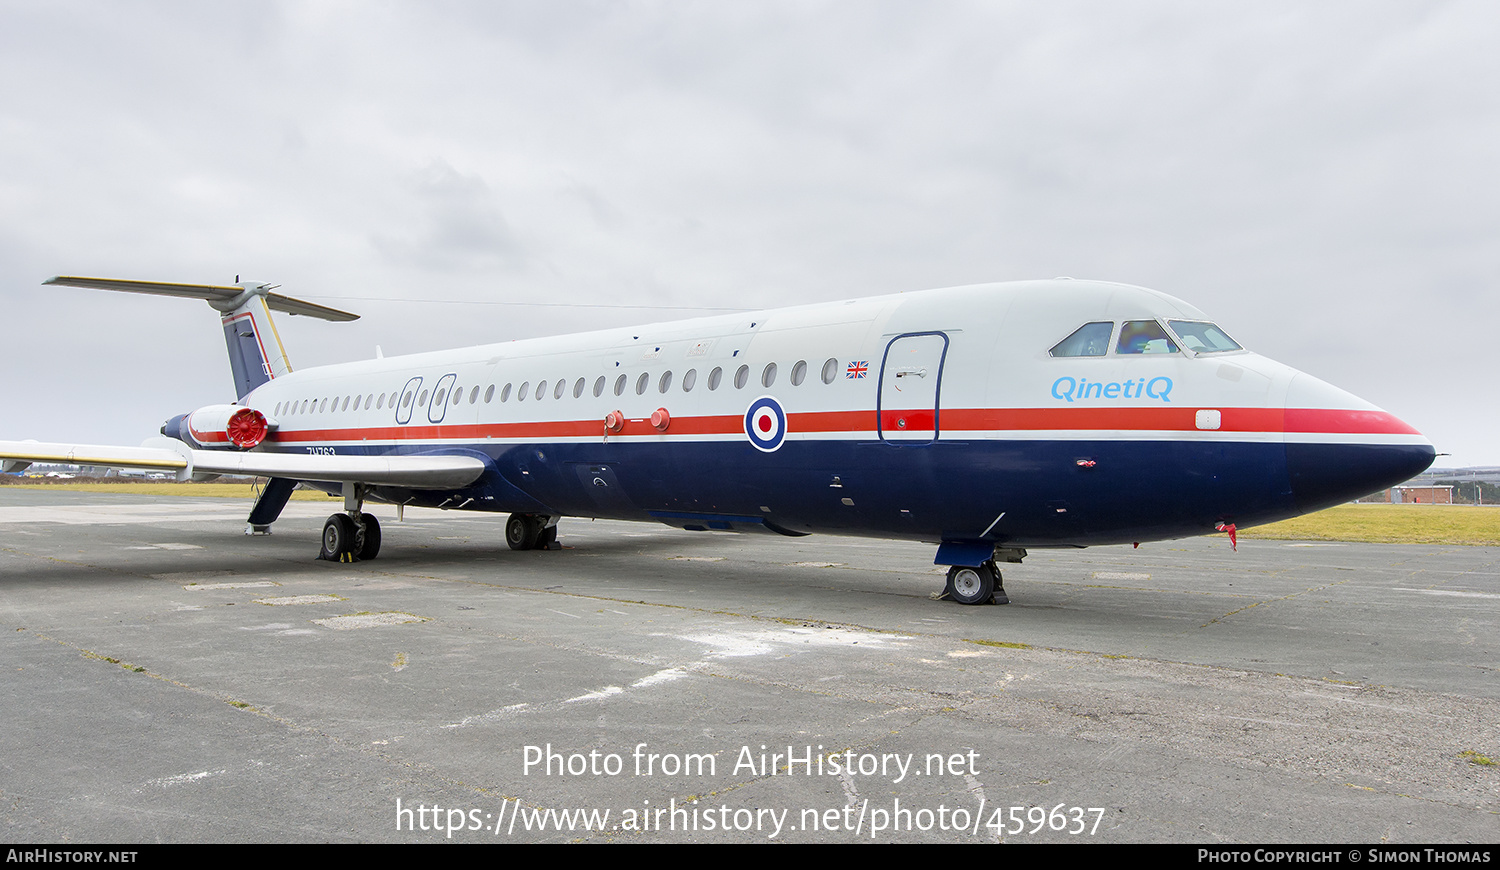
[0,440,485,488]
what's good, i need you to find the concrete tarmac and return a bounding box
[1,488,1496,843]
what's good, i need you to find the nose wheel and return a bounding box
[943,562,1008,605]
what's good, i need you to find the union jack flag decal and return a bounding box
[846,360,868,379]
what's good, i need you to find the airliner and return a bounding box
[0,276,1435,605]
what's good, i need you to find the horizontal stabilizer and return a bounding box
[44,276,359,322]
[0,440,485,489]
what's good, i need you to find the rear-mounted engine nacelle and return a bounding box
[175,404,274,449]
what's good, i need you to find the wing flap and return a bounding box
[0,440,486,489]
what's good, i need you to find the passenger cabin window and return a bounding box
[734,365,749,389]
[614,374,627,396]
[682,369,697,392]
[1050,322,1114,357]
[553,380,565,400]
[593,376,605,397]
[635,373,649,395]
[708,367,723,390]
[821,358,838,384]
[1116,321,1180,355]
[484,385,495,403]
[790,360,807,386]
[1168,320,1242,353]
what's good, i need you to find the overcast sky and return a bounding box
[2,1,1495,468]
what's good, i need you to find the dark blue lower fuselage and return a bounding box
[297,438,1434,549]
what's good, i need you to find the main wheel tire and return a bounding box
[320,513,357,561]
[358,513,382,560]
[506,513,542,550]
[945,564,997,605]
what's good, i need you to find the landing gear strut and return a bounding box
[943,561,1009,605]
[506,513,559,550]
[318,483,382,562]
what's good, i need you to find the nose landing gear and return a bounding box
[942,561,1009,605]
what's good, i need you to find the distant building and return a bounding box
[1384,485,1454,504]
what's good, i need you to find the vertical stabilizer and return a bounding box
[221,292,292,399]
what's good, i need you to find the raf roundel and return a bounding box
[744,396,787,452]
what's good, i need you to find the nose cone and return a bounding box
[1283,374,1436,513]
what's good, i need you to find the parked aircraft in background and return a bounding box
[0,275,1434,604]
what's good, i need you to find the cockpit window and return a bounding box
[1049,322,1113,357]
[1167,320,1242,353]
[1116,320,1179,354]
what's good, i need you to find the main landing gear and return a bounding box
[320,512,381,562]
[506,513,559,550]
[319,482,382,562]
[943,561,1010,606]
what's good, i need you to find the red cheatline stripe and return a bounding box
[1283,408,1421,435]
[268,406,1418,443]
[942,407,1285,432]
[189,425,230,443]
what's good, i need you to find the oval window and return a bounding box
[790,360,807,386]
[682,369,697,392]
[822,358,838,384]
[734,365,749,389]
[761,363,777,388]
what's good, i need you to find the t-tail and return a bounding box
[44,276,358,400]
